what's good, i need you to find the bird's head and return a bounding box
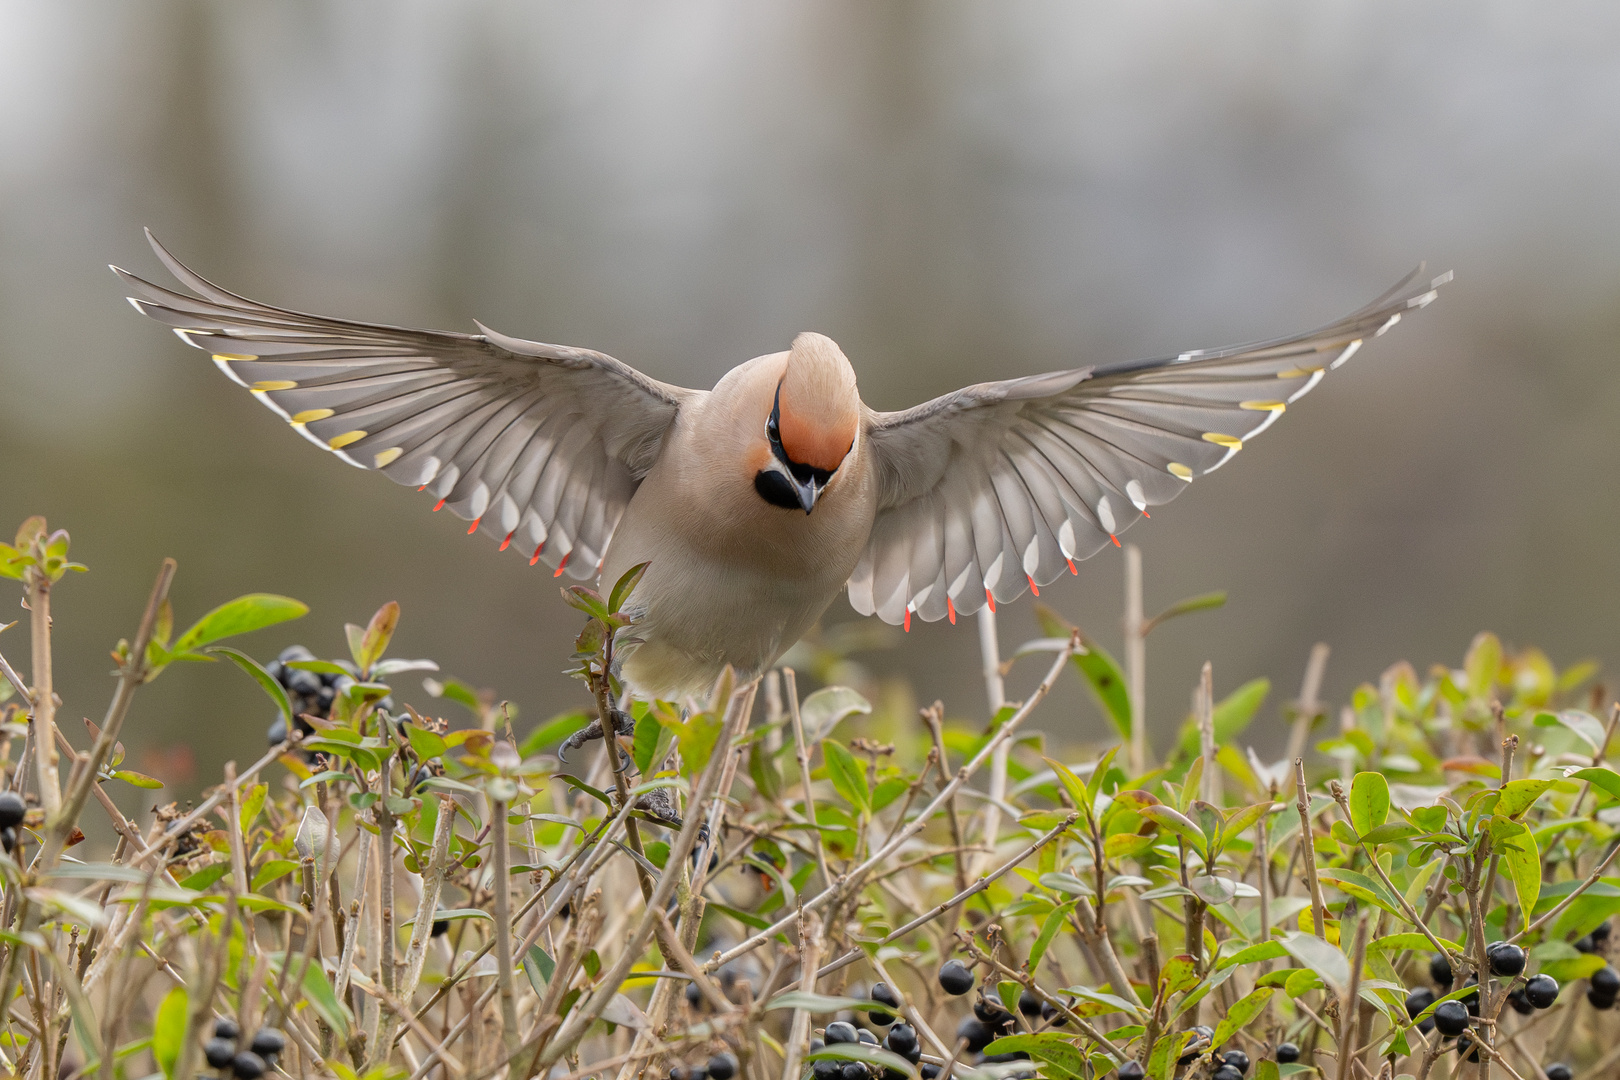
[753,332,859,514]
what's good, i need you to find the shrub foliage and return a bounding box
[0,514,1616,1080]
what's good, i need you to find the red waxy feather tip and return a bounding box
[529,542,545,566]
[432,498,446,512]
[498,531,514,551]
[468,517,481,534]
[903,609,911,632]
[985,588,996,613]
[947,596,956,624]
[553,551,570,578]
[1027,574,1039,596]
[1109,534,1120,547]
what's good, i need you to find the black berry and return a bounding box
[1456,1033,1480,1063]
[1178,1026,1212,1064]
[1118,1064,1145,1080]
[1575,935,1596,954]
[938,959,974,996]
[1487,941,1526,977]
[706,1053,737,1080]
[856,1029,877,1046]
[1433,1000,1470,1037]
[871,981,901,1014]
[1545,1064,1572,1080]
[838,1064,866,1080]
[1223,1050,1251,1075]
[1525,973,1559,1009]
[1589,988,1617,1010]
[1276,1043,1300,1064]
[0,793,26,831]
[205,1039,236,1068]
[973,997,1014,1030]
[883,1024,920,1063]
[1404,986,1435,1018]
[248,1029,284,1060]
[1430,952,1454,987]
[1594,922,1612,942]
[230,1052,266,1080]
[811,1062,839,1080]
[212,1018,240,1041]
[919,1067,941,1080]
[1212,1067,1243,1080]
[1040,1000,1067,1026]
[956,1017,994,1052]
[1506,987,1533,1015]
[1593,966,1620,996]
[824,1021,858,1045]
[1016,989,1041,1017]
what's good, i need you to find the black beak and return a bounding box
[790,473,820,514]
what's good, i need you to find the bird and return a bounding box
[115,231,1447,703]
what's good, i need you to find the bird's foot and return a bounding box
[556,706,637,765]
[632,786,711,846]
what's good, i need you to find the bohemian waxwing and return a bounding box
[116,232,1447,701]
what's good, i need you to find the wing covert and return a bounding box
[116,231,696,580]
[852,267,1450,626]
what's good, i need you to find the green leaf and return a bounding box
[798,687,872,742]
[518,711,592,757]
[1147,1030,1193,1080]
[1044,757,1090,815]
[748,741,782,802]
[151,986,187,1080]
[1140,805,1206,862]
[677,709,723,776]
[424,676,485,715]
[1175,678,1271,764]
[402,908,492,928]
[179,863,230,892]
[634,714,674,777]
[356,601,399,676]
[1035,604,1130,739]
[172,594,308,654]
[1158,954,1200,998]
[767,991,885,1014]
[296,955,351,1034]
[1497,778,1555,819]
[1255,1061,1280,1080]
[1491,816,1541,916]
[1350,772,1390,836]
[823,740,870,814]
[1281,931,1348,995]
[1143,591,1227,633]
[1212,987,1275,1049]
[111,770,163,789]
[1536,709,1608,753]
[1539,953,1607,982]
[1464,631,1502,698]
[1086,744,1121,806]
[406,723,447,764]
[1029,901,1076,973]
[1221,801,1273,849]
[1569,767,1620,802]
[805,1043,917,1078]
[560,586,609,621]
[998,981,1023,1019]
[209,647,293,725]
[608,562,650,614]
[251,860,298,892]
[239,782,268,834]
[981,1033,1087,1079]
[523,944,555,995]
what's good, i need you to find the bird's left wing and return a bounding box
[116,231,697,579]
[851,268,1449,626]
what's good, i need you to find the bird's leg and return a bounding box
[631,785,711,847]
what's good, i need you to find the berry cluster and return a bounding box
[1404,941,1575,1071]
[808,1015,923,1080]
[263,645,393,745]
[201,1019,284,1078]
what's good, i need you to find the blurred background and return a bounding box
[3,2,1619,800]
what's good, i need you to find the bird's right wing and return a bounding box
[852,268,1449,626]
[116,231,697,579]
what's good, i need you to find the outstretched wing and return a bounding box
[116,231,696,580]
[851,268,1450,626]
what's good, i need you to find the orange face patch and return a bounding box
[776,402,855,473]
